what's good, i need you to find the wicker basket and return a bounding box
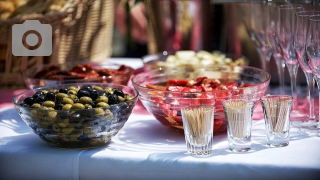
[0,0,114,89]
[58,0,114,64]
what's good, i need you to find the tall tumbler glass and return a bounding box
[223,99,255,152]
[181,106,214,155]
[261,95,293,147]
[305,15,320,136]
[293,11,320,129]
[277,5,304,111]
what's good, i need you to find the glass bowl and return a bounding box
[22,61,134,89]
[142,50,249,71]
[13,83,138,149]
[132,65,270,134]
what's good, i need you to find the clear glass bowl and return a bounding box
[132,65,270,134]
[13,83,138,149]
[22,61,134,89]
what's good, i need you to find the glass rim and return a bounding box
[260,95,293,102]
[296,10,320,17]
[309,15,320,21]
[277,4,303,9]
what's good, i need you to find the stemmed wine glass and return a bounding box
[266,0,292,95]
[293,11,320,129]
[277,4,304,110]
[306,15,320,136]
[243,1,273,80]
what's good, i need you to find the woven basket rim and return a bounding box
[0,0,78,26]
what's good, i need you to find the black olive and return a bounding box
[77,89,90,98]
[108,94,119,105]
[54,103,64,110]
[59,88,69,94]
[32,92,43,100]
[99,91,108,97]
[23,97,34,106]
[45,92,56,101]
[90,89,100,101]
[82,85,92,91]
[113,88,124,97]
[89,101,97,108]
[34,96,45,104]
[34,91,45,96]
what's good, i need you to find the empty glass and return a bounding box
[181,106,214,155]
[222,99,254,152]
[243,1,273,79]
[277,4,304,111]
[305,15,320,136]
[293,11,320,129]
[261,95,293,147]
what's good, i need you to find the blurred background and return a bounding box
[111,0,317,87]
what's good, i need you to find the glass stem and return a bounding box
[257,47,272,94]
[257,47,272,73]
[304,71,315,120]
[286,62,299,108]
[315,77,320,123]
[273,53,286,95]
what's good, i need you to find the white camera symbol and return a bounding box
[12,20,52,56]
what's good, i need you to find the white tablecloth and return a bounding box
[1,58,320,180]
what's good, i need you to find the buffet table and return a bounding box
[0,58,320,180]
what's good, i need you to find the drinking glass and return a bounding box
[305,15,320,136]
[266,0,292,95]
[181,106,214,155]
[277,5,304,109]
[223,99,255,152]
[293,11,320,128]
[243,1,273,78]
[260,95,293,147]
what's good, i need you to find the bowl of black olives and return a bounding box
[13,83,138,149]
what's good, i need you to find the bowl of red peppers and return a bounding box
[22,61,134,89]
[132,65,270,134]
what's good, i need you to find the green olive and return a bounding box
[96,96,108,103]
[87,132,96,138]
[62,127,74,134]
[124,94,133,101]
[94,108,105,117]
[118,96,125,102]
[43,101,55,108]
[58,119,69,128]
[68,86,78,91]
[48,111,57,118]
[104,87,113,94]
[94,86,103,91]
[97,102,109,108]
[68,90,77,95]
[79,96,92,104]
[62,104,72,110]
[85,104,92,109]
[31,103,41,108]
[49,89,58,94]
[83,126,93,133]
[71,103,85,110]
[56,93,68,101]
[62,97,74,105]
[69,94,79,103]
[52,123,60,132]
